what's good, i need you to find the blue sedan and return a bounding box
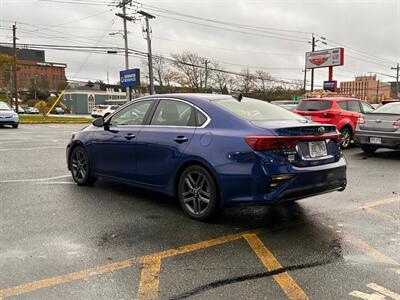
[66,94,347,220]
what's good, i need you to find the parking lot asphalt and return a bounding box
[0,124,399,300]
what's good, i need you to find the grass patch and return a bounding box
[20,115,93,124]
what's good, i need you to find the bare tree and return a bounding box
[209,63,230,94]
[236,69,255,96]
[255,70,272,100]
[170,51,207,92]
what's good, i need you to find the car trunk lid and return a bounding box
[359,113,400,132]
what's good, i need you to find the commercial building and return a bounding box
[62,82,147,114]
[0,46,66,92]
[339,75,391,103]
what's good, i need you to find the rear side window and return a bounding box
[337,101,347,110]
[215,97,304,121]
[196,109,208,126]
[347,101,361,112]
[297,100,332,111]
[360,102,374,113]
[151,100,195,126]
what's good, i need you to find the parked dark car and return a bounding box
[66,94,347,220]
[354,102,400,153]
[294,97,375,149]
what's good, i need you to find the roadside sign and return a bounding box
[305,48,344,69]
[120,68,140,87]
[323,80,337,92]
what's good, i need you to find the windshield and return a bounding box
[373,103,400,114]
[297,100,332,111]
[215,97,305,121]
[0,102,12,111]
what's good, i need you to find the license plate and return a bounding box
[370,137,381,144]
[308,141,327,158]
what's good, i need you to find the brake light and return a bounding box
[357,116,365,125]
[393,118,400,127]
[245,135,340,151]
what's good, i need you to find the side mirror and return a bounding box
[92,117,105,127]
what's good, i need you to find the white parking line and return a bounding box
[0,175,70,183]
[0,146,65,152]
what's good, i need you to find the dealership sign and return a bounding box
[323,80,337,92]
[305,48,344,69]
[120,68,140,87]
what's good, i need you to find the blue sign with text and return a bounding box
[120,68,140,87]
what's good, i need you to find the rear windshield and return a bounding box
[297,100,332,111]
[215,97,304,121]
[95,105,108,109]
[373,103,400,114]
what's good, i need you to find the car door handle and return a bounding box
[174,136,189,143]
[124,133,135,140]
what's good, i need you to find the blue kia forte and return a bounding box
[66,94,346,220]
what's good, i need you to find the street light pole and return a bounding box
[310,34,315,92]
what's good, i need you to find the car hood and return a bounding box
[0,111,17,117]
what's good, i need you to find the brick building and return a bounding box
[339,75,391,103]
[0,46,66,92]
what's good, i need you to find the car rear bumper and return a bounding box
[223,157,347,206]
[354,131,400,149]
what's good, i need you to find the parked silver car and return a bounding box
[354,102,400,153]
[0,101,19,128]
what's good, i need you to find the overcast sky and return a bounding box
[0,0,399,88]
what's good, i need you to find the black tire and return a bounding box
[69,146,97,186]
[178,165,219,221]
[361,145,378,154]
[340,127,352,149]
[12,124,18,128]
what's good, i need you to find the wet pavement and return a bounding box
[0,124,399,300]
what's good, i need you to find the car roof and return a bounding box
[302,97,361,101]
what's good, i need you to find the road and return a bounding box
[0,124,399,300]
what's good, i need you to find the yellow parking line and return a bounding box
[344,233,400,266]
[360,196,400,209]
[243,233,309,300]
[364,207,400,226]
[139,231,249,262]
[0,258,137,298]
[136,258,162,300]
[0,231,250,299]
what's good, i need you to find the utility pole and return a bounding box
[391,63,399,98]
[302,69,308,93]
[376,79,380,103]
[139,10,155,95]
[116,0,133,101]
[12,23,18,113]
[310,33,315,92]
[204,59,208,92]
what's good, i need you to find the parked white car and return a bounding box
[91,105,119,118]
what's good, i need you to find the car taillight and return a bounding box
[245,135,340,151]
[357,116,365,125]
[393,118,400,127]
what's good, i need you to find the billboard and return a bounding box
[120,68,140,88]
[305,48,344,69]
[323,80,337,92]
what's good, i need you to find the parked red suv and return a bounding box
[294,97,374,148]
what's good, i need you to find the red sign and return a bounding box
[305,48,344,69]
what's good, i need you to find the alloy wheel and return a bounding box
[181,171,211,215]
[71,148,88,183]
[340,129,351,149]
